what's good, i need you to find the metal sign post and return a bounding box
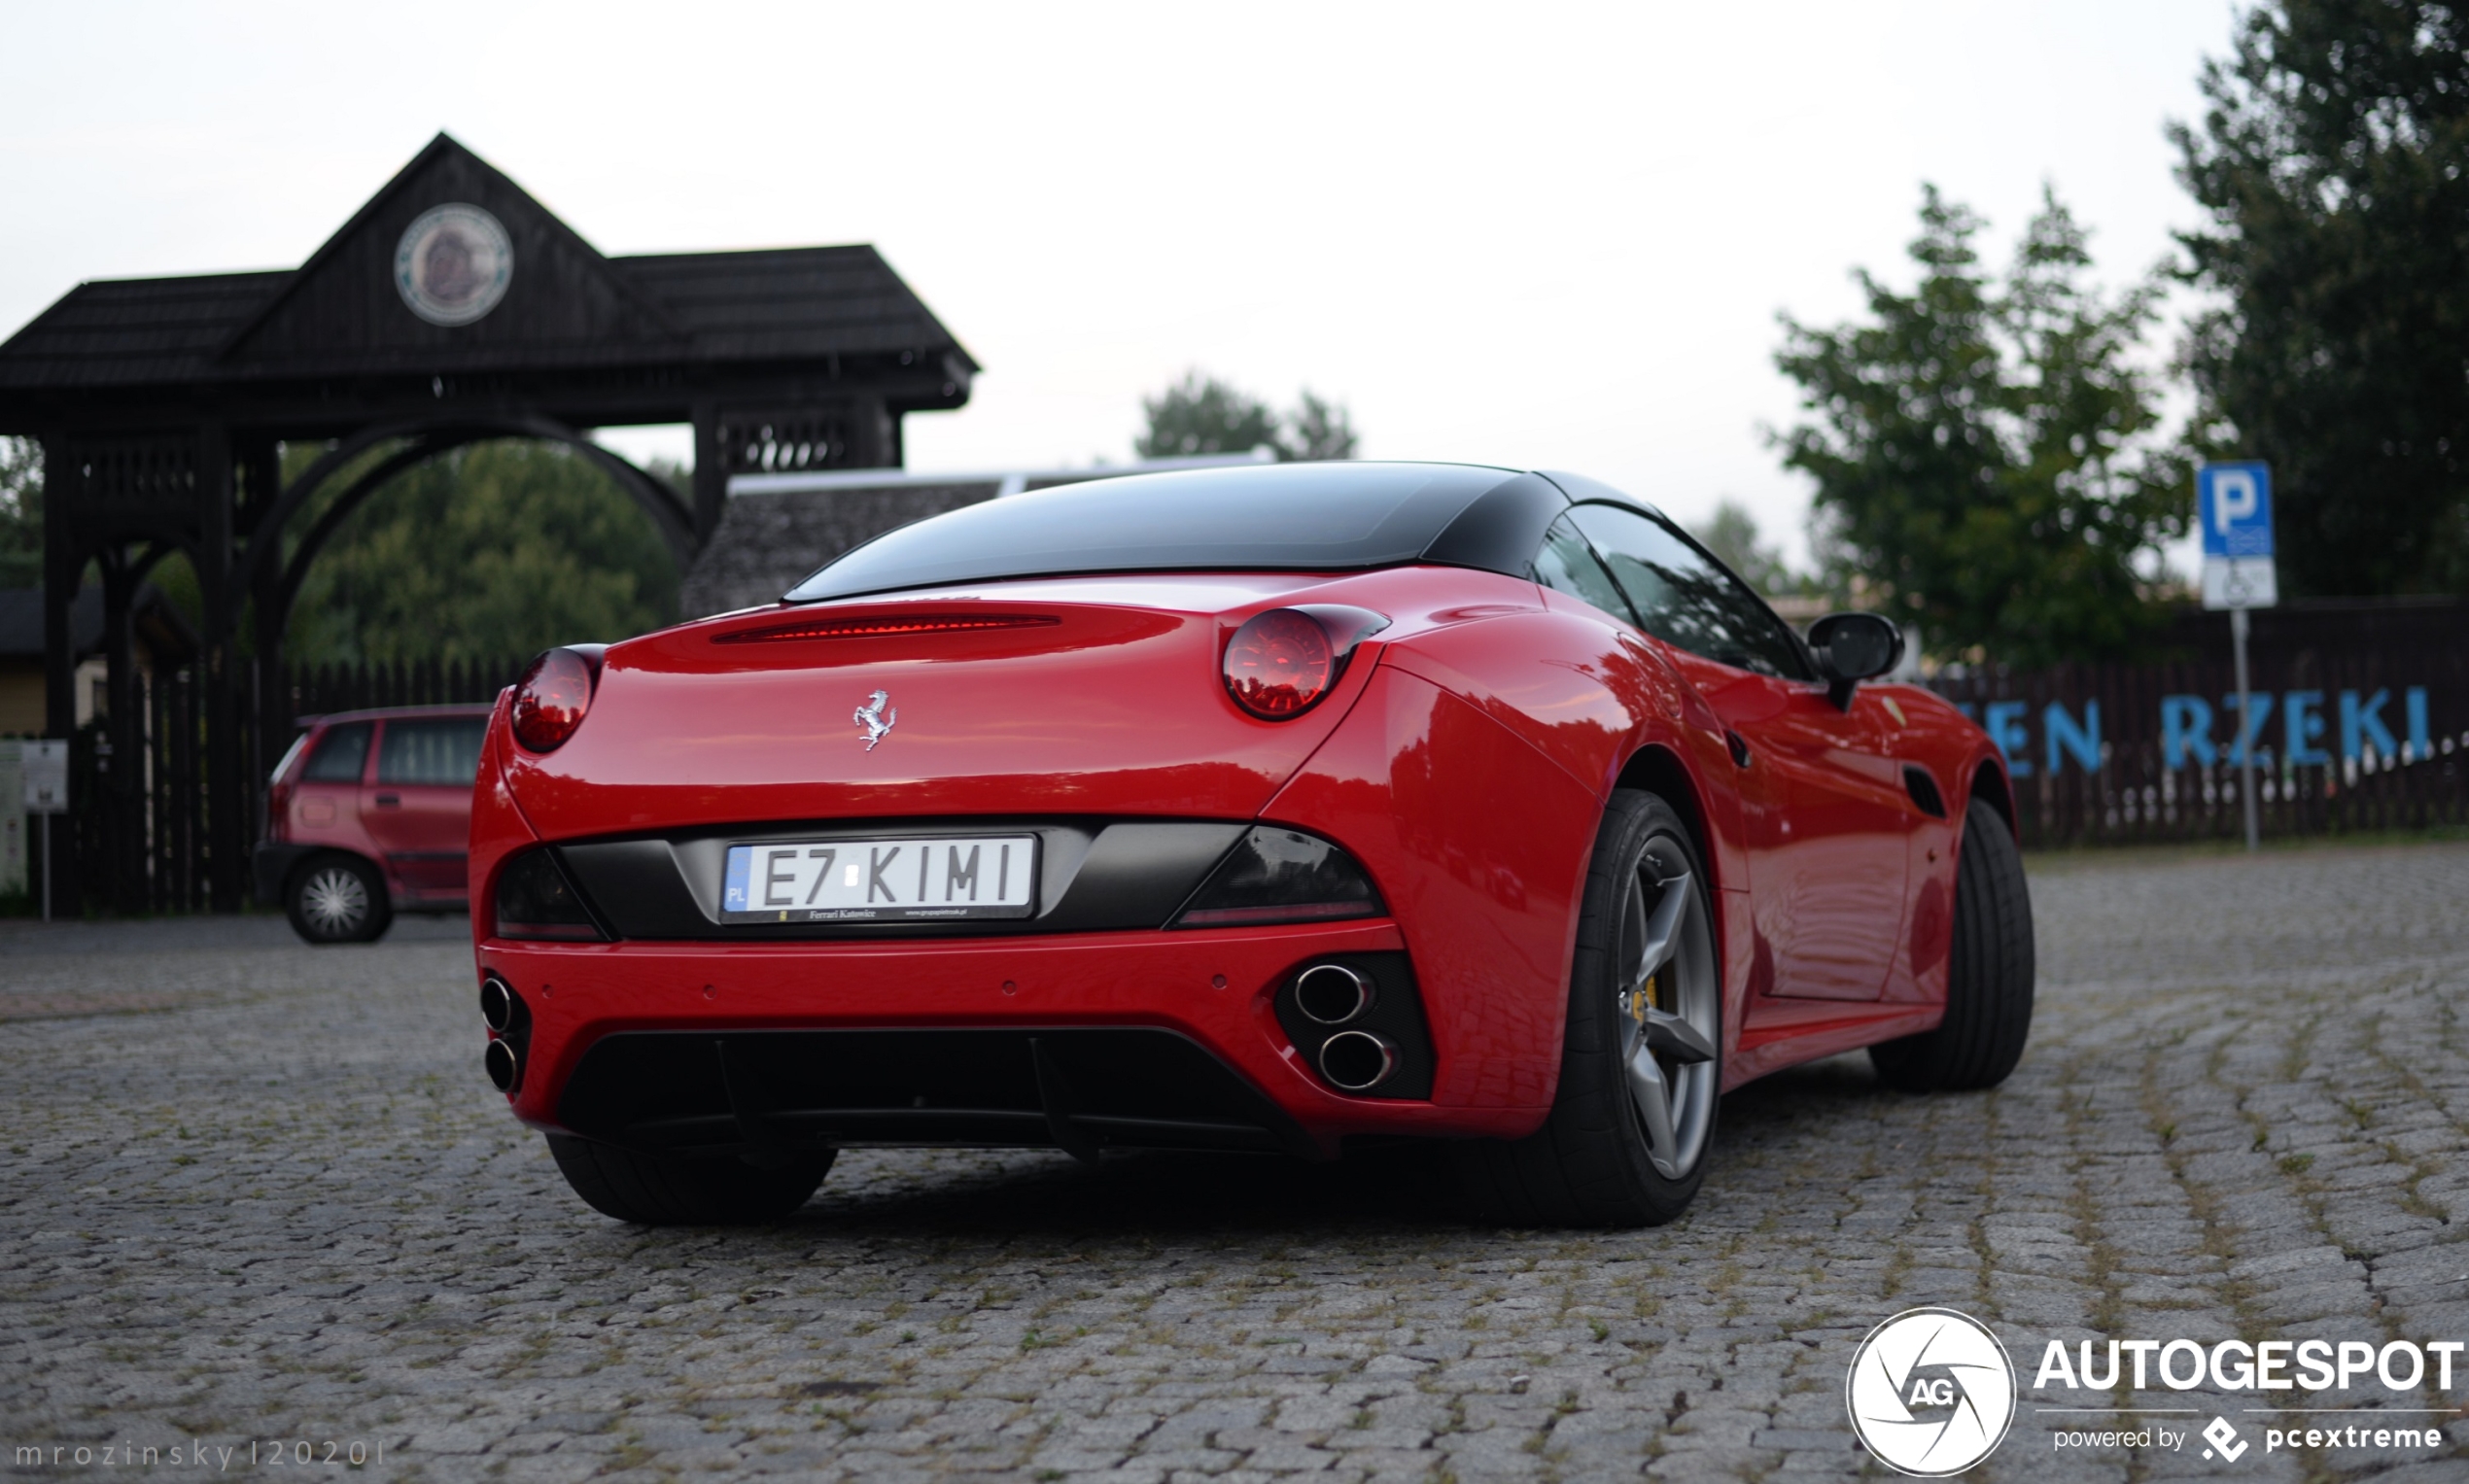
[2230,605,2257,849]
[2198,463,2277,852]
[22,740,67,921]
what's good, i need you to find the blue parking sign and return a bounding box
[2198,462,2276,610]
[2198,463,2274,558]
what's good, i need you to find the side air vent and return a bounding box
[1903,765,1948,819]
[714,613,1060,644]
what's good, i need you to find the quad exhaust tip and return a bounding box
[1295,963,1374,1025]
[1318,1029,1397,1091]
[483,1037,520,1093]
[479,976,517,1033]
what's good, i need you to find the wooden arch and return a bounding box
[247,414,697,649]
[0,133,976,911]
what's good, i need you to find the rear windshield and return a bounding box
[377,717,487,786]
[783,462,1517,603]
[299,722,371,783]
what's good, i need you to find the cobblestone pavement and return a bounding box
[6,844,2469,1481]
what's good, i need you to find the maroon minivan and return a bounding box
[254,705,493,943]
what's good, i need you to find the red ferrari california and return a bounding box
[470,463,2032,1227]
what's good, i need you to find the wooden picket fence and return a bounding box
[72,656,527,915]
[282,655,529,726]
[1927,637,2469,846]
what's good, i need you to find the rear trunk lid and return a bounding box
[503,575,1386,841]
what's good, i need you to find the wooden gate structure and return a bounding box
[82,656,530,915]
[0,134,976,913]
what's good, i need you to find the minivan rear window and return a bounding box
[378,718,487,786]
[300,722,372,783]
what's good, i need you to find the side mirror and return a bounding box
[1807,612,1904,710]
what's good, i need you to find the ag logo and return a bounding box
[1846,1307,2016,1476]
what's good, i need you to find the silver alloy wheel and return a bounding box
[1614,841,1721,1179]
[299,865,370,938]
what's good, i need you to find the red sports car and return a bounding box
[470,463,2032,1227]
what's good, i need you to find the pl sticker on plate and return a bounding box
[721,836,1037,923]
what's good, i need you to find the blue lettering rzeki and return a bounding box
[1967,687,2437,775]
[2158,687,2433,771]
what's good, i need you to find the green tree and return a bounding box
[1284,391,1359,462]
[1138,373,1280,460]
[2172,0,2469,595]
[0,435,41,589]
[1135,372,1359,462]
[1692,499,1801,597]
[286,439,678,665]
[1769,187,2187,667]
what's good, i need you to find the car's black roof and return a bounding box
[782,461,1638,604]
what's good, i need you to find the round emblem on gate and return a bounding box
[1846,1307,2015,1475]
[394,204,513,327]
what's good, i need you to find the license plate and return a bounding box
[720,835,1038,923]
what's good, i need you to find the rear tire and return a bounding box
[546,1135,833,1225]
[1869,799,2035,1091]
[284,854,392,945]
[1456,790,1721,1227]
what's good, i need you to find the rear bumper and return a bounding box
[475,920,1550,1159]
[253,843,317,906]
[559,1026,1320,1160]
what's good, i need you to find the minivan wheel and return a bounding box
[285,855,392,945]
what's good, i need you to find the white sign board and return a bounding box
[2199,462,2277,610]
[22,739,68,814]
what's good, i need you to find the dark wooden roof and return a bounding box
[0,133,976,409]
[0,272,292,391]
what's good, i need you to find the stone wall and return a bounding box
[678,480,1002,618]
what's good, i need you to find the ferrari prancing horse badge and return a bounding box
[855,690,896,750]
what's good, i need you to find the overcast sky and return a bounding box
[2,0,2235,568]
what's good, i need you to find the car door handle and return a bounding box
[373,793,401,808]
[1725,731,1753,769]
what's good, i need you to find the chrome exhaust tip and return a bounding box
[1295,963,1374,1025]
[479,976,517,1033]
[483,1037,520,1093]
[1318,1029,1398,1091]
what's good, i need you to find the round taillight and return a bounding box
[1223,609,1335,719]
[511,648,595,752]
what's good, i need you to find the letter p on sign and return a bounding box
[2212,469,2257,535]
